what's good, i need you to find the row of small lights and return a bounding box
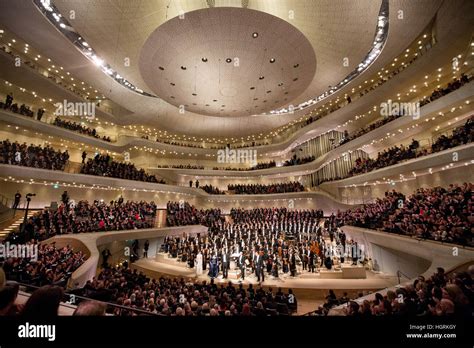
[323,102,470,168]
[265,33,436,140]
[1,176,196,196]
[3,123,119,157]
[1,32,105,101]
[2,20,472,151]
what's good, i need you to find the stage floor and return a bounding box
[132,253,399,291]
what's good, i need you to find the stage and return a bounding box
[132,252,399,291]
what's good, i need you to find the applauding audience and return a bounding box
[0,139,69,171]
[331,183,473,246]
[81,153,165,184]
[8,199,157,242]
[228,182,304,194]
[283,155,315,167]
[1,242,85,287]
[53,117,111,142]
[315,267,473,316]
[166,201,223,226]
[77,266,297,316]
[201,184,225,195]
[333,116,473,180]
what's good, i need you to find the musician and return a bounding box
[271,255,279,278]
[238,251,246,280]
[351,242,359,265]
[255,251,264,283]
[196,251,203,275]
[302,248,308,271]
[290,252,297,277]
[221,248,230,279]
[324,254,333,270]
[308,247,315,273]
[209,253,218,278]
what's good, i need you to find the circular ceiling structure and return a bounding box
[139,7,317,117]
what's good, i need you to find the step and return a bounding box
[155,253,190,269]
[319,270,344,279]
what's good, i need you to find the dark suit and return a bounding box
[308,251,315,273]
[238,254,246,280]
[221,252,230,278]
[255,254,264,282]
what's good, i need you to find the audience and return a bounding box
[76,266,297,316]
[53,117,111,142]
[324,116,473,181]
[338,113,404,147]
[5,199,157,242]
[81,153,166,184]
[283,155,315,167]
[1,242,85,287]
[330,183,473,247]
[228,182,305,194]
[314,267,473,317]
[420,74,471,107]
[166,201,223,227]
[201,184,225,195]
[0,139,69,171]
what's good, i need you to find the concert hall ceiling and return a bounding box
[0,0,472,137]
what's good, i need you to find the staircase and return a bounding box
[0,210,36,241]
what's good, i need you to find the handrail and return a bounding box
[396,269,411,285]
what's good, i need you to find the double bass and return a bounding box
[310,240,320,255]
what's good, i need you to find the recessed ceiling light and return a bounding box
[293,63,299,68]
[202,58,208,62]
[270,58,275,63]
[181,66,186,70]
[252,32,258,38]
[158,66,164,70]
[259,76,264,80]
[226,58,232,63]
